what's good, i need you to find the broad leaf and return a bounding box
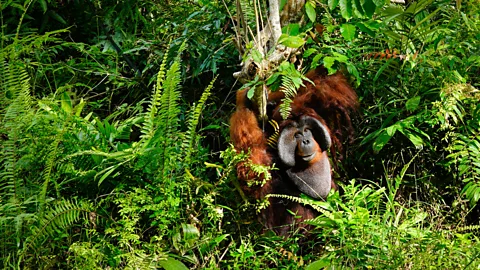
[339,0,353,19]
[406,96,421,111]
[353,0,366,18]
[251,49,263,64]
[355,22,376,37]
[159,257,189,270]
[279,34,305,48]
[303,48,318,57]
[340,24,356,41]
[283,23,300,35]
[306,258,331,270]
[372,0,385,7]
[61,92,73,114]
[362,0,376,18]
[399,128,424,148]
[305,1,317,22]
[328,0,340,10]
[247,88,255,99]
[373,126,396,152]
[323,56,336,70]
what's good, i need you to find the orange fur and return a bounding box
[230,67,358,235]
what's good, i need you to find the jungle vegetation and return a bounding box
[1,0,479,269]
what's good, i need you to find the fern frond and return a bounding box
[182,75,217,164]
[21,198,93,259]
[266,119,280,149]
[455,225,480,232]
[279,76,298,120]
[158,60,182,137]
[39,122,68,209]
[140,47,170,145]
[0,61,32,204]
[267,193,334,219]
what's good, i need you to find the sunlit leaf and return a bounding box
[372,0,385,7]
[279,34,305,48]
[304,48,317,58]
[399,129,424,148]
[251,49,263,64]
[340,23,356,41]
[373,126,396,152]
[305,1,317,22]
[406,96,421,111]
[159,257,189,270]
[323,56,336,70]
[247,88,255,99]
[283,23,301,35]
[306,258,331,270]
[328,0,340,10]
[61,92,72,114]
[339,0,353,19]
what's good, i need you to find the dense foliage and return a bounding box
[1,0,479,269]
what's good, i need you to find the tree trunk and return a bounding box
[232,0,306,83]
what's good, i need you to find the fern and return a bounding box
[0,61,32,205]
[140,47,170,146]
[157,60,182,139]
[39,122,68,210]
[21,198,93,262]
[440,84,480,205]
[272,62,308,120]
[449,134,480,205]
[157,41,187,142]
[182,75,217,164]
[267,193,334,219]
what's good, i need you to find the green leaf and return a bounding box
[159,257,189,270]
[39,0,47,13]
[339,0,353,19]
[98,166,117,186]
[355,22,376,37]
[332,52,349,62]
[247,88,255,99]
[48,10,67,25]
[305,1,317,22]
[399,129,424,148]
[283,23,300,35]
[340,24,356,41]
[251,49,263,64]
[74,98,86,117]
[372,0,385,7]
[373,58,394,81]
[353,0,365,17]
[323,56,336,70]
[373,126,396,153]
[279,34,305,48]
[311,54,324,68]
[328,0,340,10]
[61,92,73,114]
[306,258,331,270]
[362,0,376,18]
[406,96,421,112]
[346,63,361,86]
[266,73,281,85]
[182,224,200,240]
[303,48,317,58]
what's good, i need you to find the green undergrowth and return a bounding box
[1,0,480,269]
[2,48,479,269]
